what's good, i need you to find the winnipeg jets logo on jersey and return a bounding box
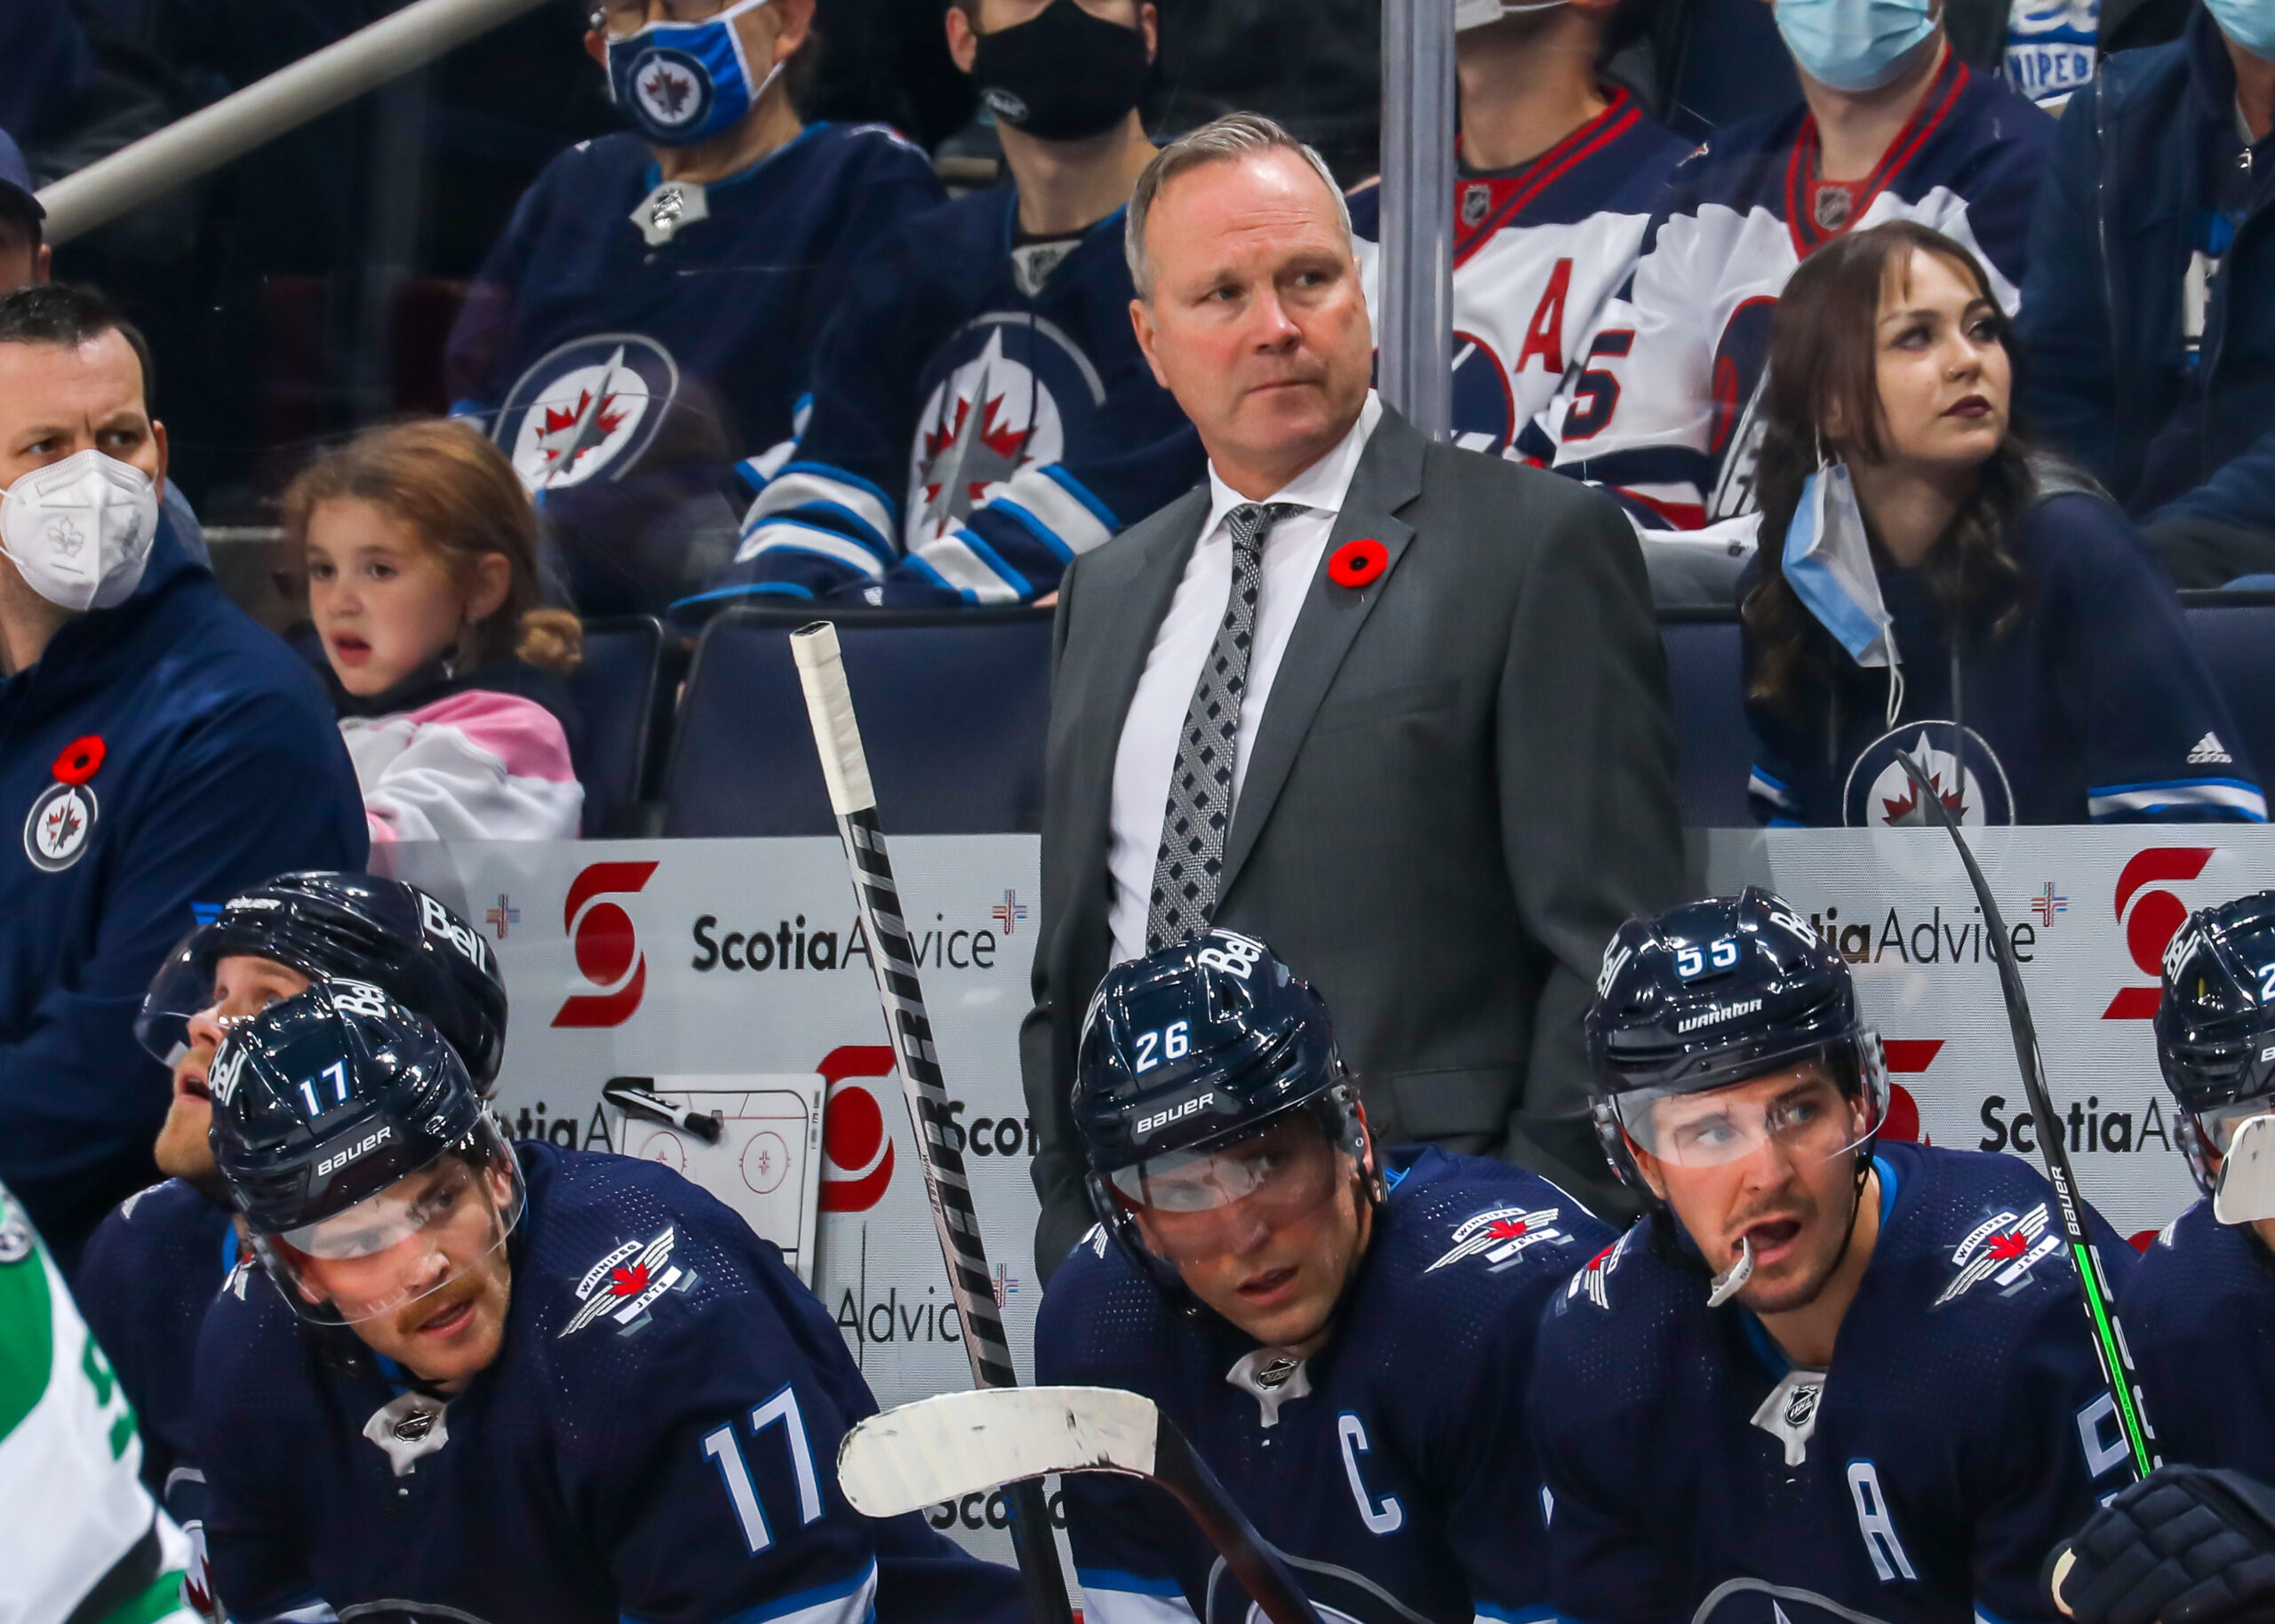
[1425,1205,1569,1273]
[1568,1231,1635,1310]
[493,333,679,493]
[906,319,1102,547]
[1842,725,2016,828]
[24,781,96,872]
[1933,1203,2062,1307]
[560,1227,691,1338]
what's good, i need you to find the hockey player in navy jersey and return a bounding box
[682,0,1203,614]
[73,873,510,1618]
[194,987,1020,1624]
[1543,0,2055,543]
[1350,0,1690,464]
[442,0,945,613]
[1034,929,1613,1624]
[1537,888,2137,1624]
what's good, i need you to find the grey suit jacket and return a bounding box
[1020,405,1686,1277]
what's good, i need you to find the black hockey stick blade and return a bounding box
[839,1388,1327,1624]
[1896,750,2157,1478]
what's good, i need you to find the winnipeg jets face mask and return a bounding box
[606,0,783,147]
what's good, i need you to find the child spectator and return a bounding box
[1739,221,2262,827]
[286,421,587,843]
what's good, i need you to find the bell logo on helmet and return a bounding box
[330,979,391,1021]
[419,894,487,968]
[1597,941,1633,1000]
[209,1043,250,1108]
[1195,935,1265,980]
[1137,1094,1214,1139]
[316,1127,393,1179]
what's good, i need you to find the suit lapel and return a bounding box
[1218,408,1429,899]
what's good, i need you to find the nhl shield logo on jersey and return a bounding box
[1841,725,2016,828]
[493,333,679,493]
[23,780,96,872]
[626,46,713,134]
[560,1227,696,1338]
[1425,1204,1568,1273]
[1933,1203,2063,1307]
[906,317,1103,547]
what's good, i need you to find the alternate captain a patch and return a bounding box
[561,1227,695,1338]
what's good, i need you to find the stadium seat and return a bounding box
[2183,592,2275,792]
[660,606,1055,838]
[570,616,667,838]
[1660,609,1755,827]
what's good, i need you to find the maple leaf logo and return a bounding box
[641,64,695,118]
[1986,1230,2029,1262]
[539,390,627,466]
[609,1262,651,1298]
[1486,1218,1529,1240]
[1882,768,1968,825]
[920,392,1027,511]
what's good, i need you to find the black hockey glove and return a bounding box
[2053,1463,2275,1624]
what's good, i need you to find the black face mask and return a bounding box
[970,0,1150,142]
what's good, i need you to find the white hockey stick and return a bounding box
[788,622,1074,1624]
[840,1387,1327,1624]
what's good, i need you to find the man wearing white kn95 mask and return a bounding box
[0,281,364,1270]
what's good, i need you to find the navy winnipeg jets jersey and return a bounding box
[1544,53,2055,530]
[1740,491,2266,827]
[1035,1146,1615,1624]
[75,1176,241,1616]
[443,123,943,491]
[1532,1142,2137,1624]
[1352,90,1693,464]
[682,187,1204,614]
[2121,1198,2275,1474]
[196,1142,1021,1624]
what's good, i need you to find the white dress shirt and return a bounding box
[1106,391,1385,967]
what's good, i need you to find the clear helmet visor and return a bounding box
[1106,1114,1350,1265]
[136,931,313,1066]
[255,1120,523,1325]
[2205,1103,2275,1223]
[1611,1039,1888,1173]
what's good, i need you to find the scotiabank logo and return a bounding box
[818,1046,896,1212]
[2103,848,2215,1019]
[553,862,659,1028]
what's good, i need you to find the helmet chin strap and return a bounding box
[1704,1143,1875,1310]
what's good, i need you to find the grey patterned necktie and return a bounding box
[1145,501,1303,953]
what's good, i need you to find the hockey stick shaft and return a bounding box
[790,622,1075,1624]
[1897,752,2157,1477]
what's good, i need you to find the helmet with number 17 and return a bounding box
[1069,929,1380,1310]
[2156,891,2275,1198]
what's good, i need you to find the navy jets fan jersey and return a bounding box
[1035,1146,1615,1624]
[1741,491,2266,826]
[2121,1198,2275,1474]
[195,1142,1021,1624]
[1352,90,1693,464]
[443,123,943,493]
[682,188,1204,614]
[75,1177,242,1617]
[1544,53,2055,529]
[1533,1142,2137,1624]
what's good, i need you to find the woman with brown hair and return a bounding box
[286,419,587,842]
[1739,220,2263,828]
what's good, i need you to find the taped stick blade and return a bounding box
[790,621,876,816]
[836,1386,1161,1517]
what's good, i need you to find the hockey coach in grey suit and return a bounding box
[1021,112,1687,1279]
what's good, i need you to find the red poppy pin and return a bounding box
[52,736,104,785]
[1327,537,1388,590]
[27,736,104,873]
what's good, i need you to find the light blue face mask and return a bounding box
[606,0,783,147]
[1774,0,1939,92]
[1784,458,1906,726]
[2205,0,2275,61]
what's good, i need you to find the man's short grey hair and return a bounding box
[1125,112,1353,301]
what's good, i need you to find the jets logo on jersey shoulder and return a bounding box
[1567,1230,1636,1310]
[1425,1204,1569,1273]
[1933,1203,2062,1307]
[560,1226,695,1339]
[1843,725,2016,828]
[906,315,1105,548]
[492,332,679,494]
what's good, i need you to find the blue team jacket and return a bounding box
[0,517,364,1257]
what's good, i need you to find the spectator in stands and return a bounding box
[1023,115,1684,1274]
[684,0,1203,612]
[1740,221,2262,827]
[288,420,586,844]
[1349,0,1692,465]
[1541,0,2055,595]
[0,283,363,1262]
[2018,0,2275,588]
[443,0,944,617]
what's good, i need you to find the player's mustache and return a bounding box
[395,1269,487,1337]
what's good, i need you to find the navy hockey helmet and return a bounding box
[209,981,522,1324]
[1586,887,1888,1198]
[138,872,508,1091]
[2156,891,2275,1195]
[1071,930,1377,1297]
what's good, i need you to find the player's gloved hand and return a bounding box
[2052,1463,2275,1624]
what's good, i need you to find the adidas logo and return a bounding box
[2190,732,2233,766]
